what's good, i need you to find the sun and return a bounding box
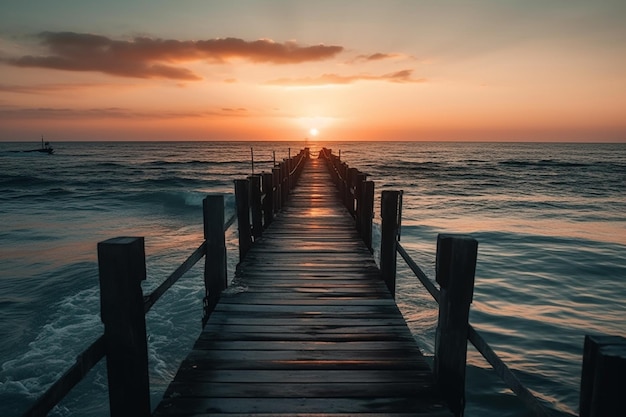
[309,128,319,137]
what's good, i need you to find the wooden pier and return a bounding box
[153,157,452,416]
[21,148,626,417]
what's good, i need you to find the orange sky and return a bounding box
[1,1,625,142]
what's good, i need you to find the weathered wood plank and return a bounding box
[163,381,436,398]
[155,397,450,415]
[163,369,432,383]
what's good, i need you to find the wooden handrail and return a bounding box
[319,148,374,251]
[21,210,238,417]
[467,325,554,417]
[397,243,440,302]
[144,241,206,313]
[21,336,106,417]
[234,148,309,262]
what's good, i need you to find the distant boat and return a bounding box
[25,137,54,154]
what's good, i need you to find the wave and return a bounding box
[143,159,251,167]
[500,159,593,169]
[0,174,56,188]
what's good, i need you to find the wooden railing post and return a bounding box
[346,167,358,214]
[286,154,292,192]
[203,195,227,324]
[97,237,150,417]
[234,179,251,261]
[249,174,263,239]
[434,234,478,417]
[580,334,626,417]
[380,190,402,297]
[280,161,289,207]
[355,172,367,231]
[272,166,281,212]
[262,172,274,227]
[362,180,374,252]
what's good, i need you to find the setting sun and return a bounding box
[0,2,624,142]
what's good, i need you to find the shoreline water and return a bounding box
[1,141,624,416]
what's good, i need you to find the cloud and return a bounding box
[0,105,246,120]
[7,32,344,80]
[355,52,402,61]
[267,69,426,86]
[0,82,126,94]
[221,107,247,113]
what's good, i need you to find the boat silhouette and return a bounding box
[25,137,54,154]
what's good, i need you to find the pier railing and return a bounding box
[235,147,308,260]
[318,147,374,251]
[20,148,309,417]
[319,148,625,417]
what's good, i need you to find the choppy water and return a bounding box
[1,141,624,417]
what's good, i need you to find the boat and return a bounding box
[25,137,54,154]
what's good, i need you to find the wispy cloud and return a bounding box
[0,82,127,94]
[355,52,403,61]
[267,69,426,86]
[7,32,344,80]
[0,105,248,120]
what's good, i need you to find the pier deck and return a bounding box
[153,158,452,416]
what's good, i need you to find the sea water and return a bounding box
[1,141,624,417]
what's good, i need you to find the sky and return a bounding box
[1,0,625,142]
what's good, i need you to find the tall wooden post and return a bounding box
[97,237,150,417]
[272,166,281,212]
[280,161,288,206]
[234,179,251,261]
[286,153,292,192]
[262,172,274,227]
[355,172,367,232]
[580,334,626,417]
[249,175,263,239]
[203,195,227,324]
[346,168,358,214]
[434,234,478,417]
[338,175,346,207]
[380,190,402,297]
[362,180,375,252]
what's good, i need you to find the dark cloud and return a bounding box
[8,32,344,80]
[0,82,122,94]
[0,105,238,120]
[356,52,401,61]
[267,69,426,86]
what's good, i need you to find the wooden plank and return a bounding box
[200,329,414,340]
[163,369,432,383]
[154,397,450,415]
[163,381,436,398]
[152,157,452,417]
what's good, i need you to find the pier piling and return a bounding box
[434,234,478,417]
[202,195,227,323]
[97,237,151,417]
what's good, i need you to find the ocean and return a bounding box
[0,141,624,417]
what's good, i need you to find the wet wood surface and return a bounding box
[153,158,451,416]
